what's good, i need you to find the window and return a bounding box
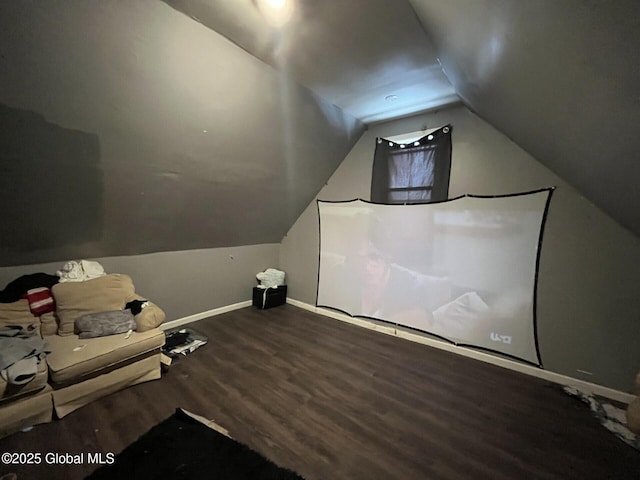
[370,125,452,204]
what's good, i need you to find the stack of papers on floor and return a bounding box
[163,327,208,358]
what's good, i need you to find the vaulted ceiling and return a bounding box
[164,0,640,236]
[162,0,459,123]
[0,0,638,266]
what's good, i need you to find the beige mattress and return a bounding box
[0,359,48,401]
[46,328,165,384]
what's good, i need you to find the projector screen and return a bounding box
[317,189,552,366]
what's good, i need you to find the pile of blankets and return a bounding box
[0,273,59,304]
[0,259,108,386]
[56,260,106,283]
[0,325,49,385]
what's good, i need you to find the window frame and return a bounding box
[370,124,452,205]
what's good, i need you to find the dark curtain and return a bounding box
[371,125,452,204]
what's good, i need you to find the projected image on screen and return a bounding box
[317,189,552,366]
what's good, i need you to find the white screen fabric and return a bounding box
[317,189,552,366]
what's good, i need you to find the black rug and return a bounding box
[86,408,304,480]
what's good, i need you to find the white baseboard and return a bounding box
[287,298,635,404]
[162,300,252,331]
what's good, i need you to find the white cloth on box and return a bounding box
[260,287,273,308]
[256,268,285,288]
[57,260,106,282]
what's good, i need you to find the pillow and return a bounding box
[0,299,39,329]
[74,310,136,339]
[39,311,59,336]
[52,274,135,336]
[132,302,166,332]
[26,287,56,316]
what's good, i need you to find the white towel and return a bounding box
[57,260,106,282]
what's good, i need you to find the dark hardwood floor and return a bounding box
[1,304,639,479]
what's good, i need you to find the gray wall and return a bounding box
[410,0,640,238]
[0,244,278,322]
[280,104,640,393]
[0,0,363,267]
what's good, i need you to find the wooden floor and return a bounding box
[1,304,639,479]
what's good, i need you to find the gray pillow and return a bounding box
[74,309,136,339]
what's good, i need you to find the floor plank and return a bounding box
[0,304,639,479]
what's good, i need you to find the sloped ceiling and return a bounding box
[161,0,458,122]
[409,0,640,237]
[1,0,638,267]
